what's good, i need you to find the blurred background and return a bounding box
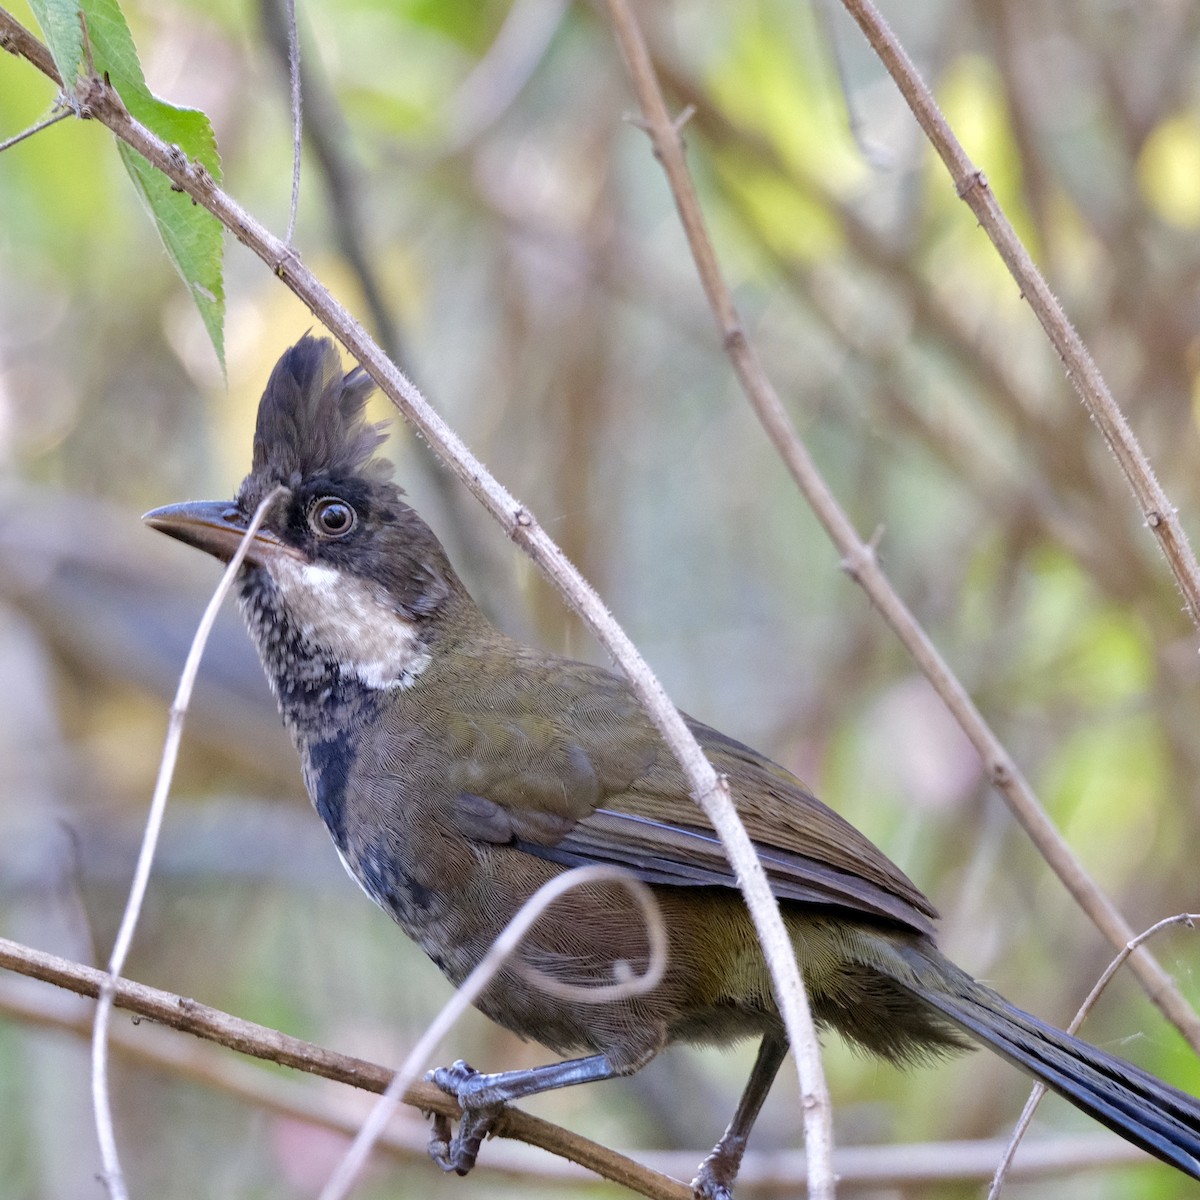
[4,0,1200,1196]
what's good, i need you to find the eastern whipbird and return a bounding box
[146,336,1200,1195]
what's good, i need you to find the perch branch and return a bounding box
[0,9,830,1195]
[0,935,686,1199]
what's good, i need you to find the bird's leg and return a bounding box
[427,1053,623,1175]
[692,1034,789,1200]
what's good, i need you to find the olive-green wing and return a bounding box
[440,650,936,936]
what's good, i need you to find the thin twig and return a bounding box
[837,0,1200,637]
[0,935,687,1199]
[0,10,829,1195]
[601,4,835,1197]
[320,867,666,1200]
[988,913,1200,1200]
[0,954,1153,1192]
[0,103,69,152]
[257,0,405,366]
[283,0,301,244]
[89,486,284,1200]
[596,0,1200,1058]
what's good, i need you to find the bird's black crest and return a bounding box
[240,336,390,500]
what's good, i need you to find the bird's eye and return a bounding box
[308,496,357,538]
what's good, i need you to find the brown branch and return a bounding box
[837,0,1200,635]
[0,935,687,1200]
[601,7,835,1197]
[597,0,1200,1056]
[0,965,1153,1191]
[0,7,828,1191]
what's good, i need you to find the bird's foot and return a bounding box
[426,1059,505,1175]
[690,1167,735,1200]
[690,1135,744,1200]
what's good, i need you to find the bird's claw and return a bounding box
[690,1138,742,1200]
[425,1060,504,1175]
[691,1173,735,1200]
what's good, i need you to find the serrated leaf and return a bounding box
[117,141,225,367]
[28,0,226,370]
[26,0,85,92]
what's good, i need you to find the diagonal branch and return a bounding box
[0,954,1154,1190]
[0,9,830,1195]
[0,935,688,1200]
[839,0,1200,632]
[988,913,1200,1199]
[598,0,1200,1056]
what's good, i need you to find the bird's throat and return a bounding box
[237,560,431,741]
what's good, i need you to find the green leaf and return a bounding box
[26,0,85,90]
[117,141,225,367]
[27,0,226,370]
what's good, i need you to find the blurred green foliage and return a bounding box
[3,0,1200,1197]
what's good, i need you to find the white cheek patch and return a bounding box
[298,563,340,595]
[270,557,432,690]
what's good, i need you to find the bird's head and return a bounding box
[145,336,481,711]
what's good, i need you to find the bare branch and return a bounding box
[837,0,1200,637]
[0,958,1154,1191]
[0,8,829,1193]
[0,935,688,1200]
[594,0,1200,1057]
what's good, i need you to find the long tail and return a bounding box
[908,968,1200,1179]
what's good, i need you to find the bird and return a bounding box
[145,335,1200,1197]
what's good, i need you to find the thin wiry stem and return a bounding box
[283,0,302,245]
[0,102,69,153]
[600,0,1200,1058]
[0,11,826,1197]
[319,867,667,1200]
[988,913,1200,1199]
[89,487,284,1200]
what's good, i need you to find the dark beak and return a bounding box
[143,500,300,567]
